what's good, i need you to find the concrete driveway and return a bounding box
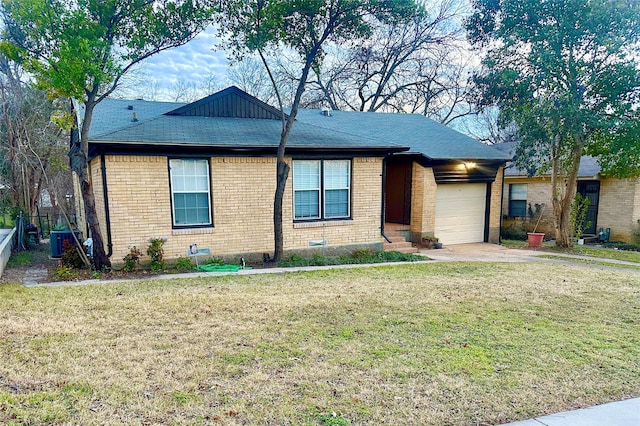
[420,243,543,262]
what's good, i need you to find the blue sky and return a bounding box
[119,26,230,101]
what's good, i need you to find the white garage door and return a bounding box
[435,183,487,245]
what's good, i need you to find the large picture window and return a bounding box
[293,159,351,220]
[508,183,527,217]
[170,159,212,226]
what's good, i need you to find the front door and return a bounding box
[385,162,412,225]
[577,181,600,235]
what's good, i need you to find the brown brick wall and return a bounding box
[487,167,504,243]
[503,176,640,242]
[502,177,556,236]
[410,164,437,241]
[89,159,106,240]
[598,178,640,242]
[72,172,86,234]
[96,155,384,263]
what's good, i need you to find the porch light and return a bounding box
[464,162,477,171]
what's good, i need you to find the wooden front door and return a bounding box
[385,162,412,225]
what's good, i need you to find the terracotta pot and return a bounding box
[527,232,545,248]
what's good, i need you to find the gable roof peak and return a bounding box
[164,86,286,120]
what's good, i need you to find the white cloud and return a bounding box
[117,26,230,101]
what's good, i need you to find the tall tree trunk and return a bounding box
[75,97,111,270]
[79,165,110,270]
[266,47,319,263]
[2,89,21,209]
[272,158,290,262]
[552,142,582,247]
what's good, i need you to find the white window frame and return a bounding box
[293,160,321,220]
[169,158,212,227]
[293,159,351,221]
[323,160,351,219]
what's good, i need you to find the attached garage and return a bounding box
[435,183,487,245]
[295,108,510,246]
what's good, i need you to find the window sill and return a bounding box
[293,219,352,229]
[172,227,215,236]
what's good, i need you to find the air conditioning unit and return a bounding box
[50,230,82,258]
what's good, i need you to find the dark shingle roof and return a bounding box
[89,88,510,160]
[89,98,184,138]
[494,142,601,177]
[91,112,401,150]
[295,109,511,161]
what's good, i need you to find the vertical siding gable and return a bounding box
[164,86,286,120]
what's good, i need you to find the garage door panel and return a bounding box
[435,183,486,245]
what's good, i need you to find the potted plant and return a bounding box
[527,203,546,248]
[421,236,442,249]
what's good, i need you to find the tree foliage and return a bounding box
[467,0,640,246]
[0,54,69,218]
[1,0,210,269]
[216,0,418,262]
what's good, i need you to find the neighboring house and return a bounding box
[78,86,509,263]
[495,141,640,242]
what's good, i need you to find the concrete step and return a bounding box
[384,245,419,254]
[385,235,409,243]
[383,241,419,253]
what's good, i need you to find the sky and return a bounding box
[116,26,230,101]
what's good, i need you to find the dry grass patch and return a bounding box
[539,254,640,270]
[1,263,640,425]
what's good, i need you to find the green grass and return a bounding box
[502,240,640,263]
[500,239,526,247]
[278,250,425,267]
[0,213,15,228]
[538,254,640,270]
[501,239,555,248]
[553,245,640,263]
[1,262,639,425]
[6,251,32,267]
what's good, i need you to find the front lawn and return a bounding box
[553,245,640,263]
[502,239,640,263]
[1,262,639,425]
[538,254,640,271]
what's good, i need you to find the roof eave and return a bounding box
[88,140,408,160]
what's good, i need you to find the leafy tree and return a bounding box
[0,54,68,219]
[1,0,210,269]
[467,0,640,247]
[216,0,418,262]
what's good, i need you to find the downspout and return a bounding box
[100,154,113,257]
[380,155,392,243]
[499,166,505,244]
[484,182,492,242]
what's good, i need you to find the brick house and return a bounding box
[79,87,509,263]
[495,142,640,242]
[295,109,510,246]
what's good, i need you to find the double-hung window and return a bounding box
[293,159,351,220]
[169,159,212,226]
[508,183,527,217]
